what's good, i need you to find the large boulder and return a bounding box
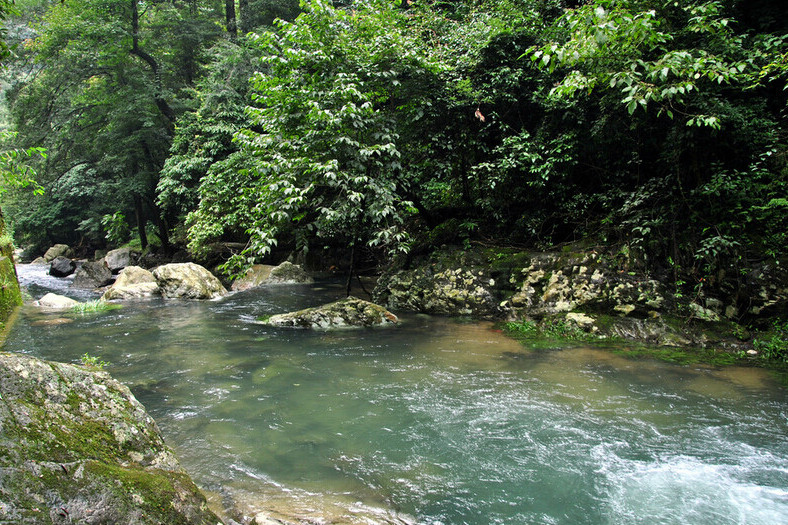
[49,256,76,277]
[261,296,398,329]
[104,247,140,274]
[35,293,79,309]
[71,260,114,289]
[152,263,228,300]
[43,244,73,262]
[102,266,159,301]
[267,261,313,284]
[0,352,221,524]
[230,264,275,292]
[231,262,314,292]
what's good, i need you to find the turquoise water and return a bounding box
[6,264,788,524]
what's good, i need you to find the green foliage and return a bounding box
[72,300,121,315]
[79,352,109,369]
[505,317,588,341]
[4,0,224,250]
[529,1,759,128]
[0,132,45,196]
[754,320,788,363]
[101,212,130,246]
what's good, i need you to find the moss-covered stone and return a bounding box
[0,352,221,524]
[0,216,23,340]
[260,297,397,329]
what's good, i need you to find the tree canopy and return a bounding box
[0,0,785,298]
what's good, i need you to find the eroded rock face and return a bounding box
[261,297,398,329]
[101,266,159,301]
[374,249,666,321]
[152,263,227,300]
[375,266,500,318]
[0,352,221,525]
[506,252,664,318]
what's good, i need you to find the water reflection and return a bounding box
[5,265,788,524]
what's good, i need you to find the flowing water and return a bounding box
[5,264,788,524]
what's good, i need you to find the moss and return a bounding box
[84,461,207,525]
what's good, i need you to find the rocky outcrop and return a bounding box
[261,297,398,329]
[104,248,140,274]
[43,244,73,262]
[374,248,666,321]
[373,246,758,348]
[504,252,665,318]
[102,266,159,301]
[49,256,76,277]
[35,293,79,309]
[72,260,114,289]
[152,263,227,300]
[0,352,221,525]
[375,266,500,318]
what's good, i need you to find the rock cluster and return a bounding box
[101,263,227,301]
[0,352,221,524]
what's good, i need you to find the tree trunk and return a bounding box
[130,0,175,125]
[238,0,249,34]
[345,244,355,297]
[134,195,149,250]
[225,0,237,38]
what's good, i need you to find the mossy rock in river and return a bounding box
[260,297,398,329]
[0,352,221,524]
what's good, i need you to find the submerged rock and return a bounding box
[102,266,159,301]
[0,352,221,524]
[153,262,227,300]
[72,260,113,289]
[35,293,79,309]
[261,297,398,329]
[49,256,76,277]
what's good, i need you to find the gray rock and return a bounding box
[43,244,73,262]
[102,266,159,301]
[72,260,113,289]
[152,262,228,300]
[30,257,48,265]
[35,293,79,309]
[104,247,139,273]
[49,256,76,277]
[0,352,221,524]
[262,296,398,329]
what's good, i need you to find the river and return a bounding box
[5,264,788,524]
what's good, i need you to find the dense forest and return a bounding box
[0,0,786,294]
